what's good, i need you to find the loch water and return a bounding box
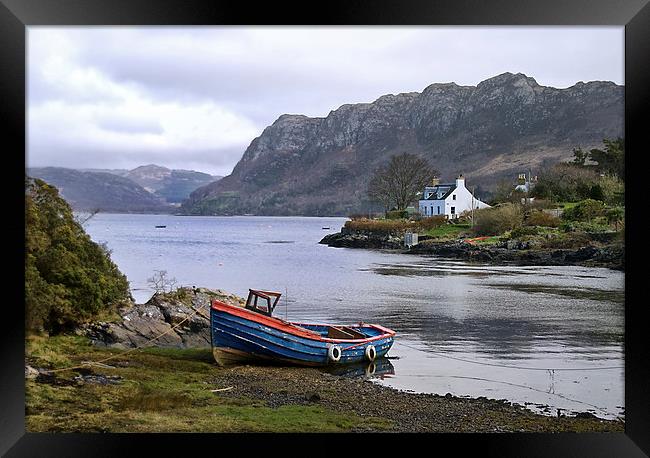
[84,214,625,420]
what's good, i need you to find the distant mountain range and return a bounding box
[28,165,222,213]
[182,72,623,216]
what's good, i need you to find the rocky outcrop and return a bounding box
[407,241,625,270]
[183,72,623,216]
[319,228,403,249]
[81,287,245,349]
[319,232,624,270]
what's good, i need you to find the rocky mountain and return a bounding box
[182,72,623,216]
[126,164,222,204]
[28,167,174,213]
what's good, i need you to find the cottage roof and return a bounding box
[422,184,457,200]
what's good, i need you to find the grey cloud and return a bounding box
[95,115,165,135]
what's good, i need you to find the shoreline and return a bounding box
[26,343,623,433]
[319,232,625,271]
[25,288,624,432]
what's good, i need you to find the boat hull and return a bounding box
[210,301,395,366]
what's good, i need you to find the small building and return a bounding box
[514,172,537,193]
[418,175,490,219]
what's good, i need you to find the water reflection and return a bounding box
[322,358,395,379]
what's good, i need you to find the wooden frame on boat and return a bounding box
[244,289,282,316]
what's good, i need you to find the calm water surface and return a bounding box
[85,214,624,420]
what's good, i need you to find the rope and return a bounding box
[394,341,624,372]
[41,301,208,374]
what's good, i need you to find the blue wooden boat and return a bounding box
[210,289,396,366]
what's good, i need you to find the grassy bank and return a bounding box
[26,335,391,432]
[26,335,623,433]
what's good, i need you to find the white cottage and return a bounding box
[418,175,490,219]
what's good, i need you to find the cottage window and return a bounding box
[451,206,455,215]
[452,194,456,200]
[437,206,440,215]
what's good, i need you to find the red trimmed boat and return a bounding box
[210,289,396,366]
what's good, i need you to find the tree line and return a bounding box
[530,137,624,205]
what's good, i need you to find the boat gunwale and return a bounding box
[211,299,396,344]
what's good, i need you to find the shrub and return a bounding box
[525,210,561,227]
[511,226,541,238]
[347,213,369,221]
[561,199,606,222]
[531,163,599,202]
[540,232,593,249]
[25,178,131,334]
[561,220,610,233]
[598,176,625,206]
[529,199,554,210]
[386,210,409,219]
[344,215,448,235]
[415,215,446,231]
[344,218,410,234]
[605,206,625,230]
[472,203,524,236]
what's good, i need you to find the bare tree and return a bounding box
[147,270,178,294]
[367,170,393,213]
[74,208,101,227]
[367,153,439,212]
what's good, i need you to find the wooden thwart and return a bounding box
[327,326,367,340]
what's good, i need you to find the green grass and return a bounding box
[26,335,392,433]
[422,223,471,240]
[465,235,503,246]
[555,201,580,210]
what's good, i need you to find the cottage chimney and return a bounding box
[456,174,465,188]
[431,176,440,186]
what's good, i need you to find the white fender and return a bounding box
[327,344,342,362]
[365,345,377,361]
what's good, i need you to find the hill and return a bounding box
[28,167,174,213]
[182,72,623,216]
[126,164,222,204]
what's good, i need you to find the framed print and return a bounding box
[2,0,649,456]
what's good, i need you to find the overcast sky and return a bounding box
[27,27,624,176]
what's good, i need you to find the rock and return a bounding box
[81,287,243,349]
[404,239,623,270]
[319,230,402,249]
[305,391,321,402]
[25,365,40,379]
[74,374,123,385]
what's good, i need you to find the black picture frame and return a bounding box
[2,0,648,456]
